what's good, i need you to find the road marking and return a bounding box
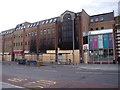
[34,69,42,71]
[44,70,57,72]
[76,72,119,75]
[76,72,103,74]
[8,78,27,82]
[23,80,56,88]
[2,82,24,88]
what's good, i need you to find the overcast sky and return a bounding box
[0,0,119,32]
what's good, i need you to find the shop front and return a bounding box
[88,29,114,64]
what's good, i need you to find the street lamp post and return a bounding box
[72,19,75,65]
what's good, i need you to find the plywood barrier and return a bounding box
[0,55,2,61]
[23,50,81,63]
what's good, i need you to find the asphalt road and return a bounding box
[2,63,119,89]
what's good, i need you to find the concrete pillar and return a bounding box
[2,35,5,61]
[113,24,117,64]
[11,34,14,61]
[78,17,83,63]
[22,28,25,59]
[36,26,40,60]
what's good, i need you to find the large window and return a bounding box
[48,29,50,34]
[40,30,42,35]
[51,28,55,33]
[44,29,46,35]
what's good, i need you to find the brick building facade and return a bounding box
[0,9,117,64]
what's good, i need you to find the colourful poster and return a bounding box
[108,34,113,48]
[94,35,98,49]
[103,34,108,48]
[98,35,103,48]
[89,36,93,49]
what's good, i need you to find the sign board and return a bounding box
[83,44,89,50]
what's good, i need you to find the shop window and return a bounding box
[109,49,113,62]
[94,50,99,62]
[89,50,94,61]
[103,49,108,62]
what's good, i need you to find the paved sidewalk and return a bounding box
[1,61,119,71]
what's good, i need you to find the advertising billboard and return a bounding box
[93,35,98,49]
[98,35,103,48]
[103,34,108,48]
[108,34,113,48]
[89,36,93,49]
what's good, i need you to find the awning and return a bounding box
[13,50,23,54]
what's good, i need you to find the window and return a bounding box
[96,28,98,30]
[48,39,50,44]
[44,29,46,35]
[40,30,42,35]
[35,32,37,36]
[16,43,17,47]
[25,33,27,37]
[28,41,30,45]
[42,21,45,25]
[49,19,53,23]
[25,42,27,45]
[90,19,94,22]
[18,42,20,46]
[48,29,50,34]
[52,28,55,33]
[14,43,15,47]
[21,42,22,46]
[52,39,55,44]
[90,28,93,30]
[32,32,34,36]
[28,32,31,36]
[100,17,104,21]
[101,27,104,29]
[95,18,99,22]
[53,18,57,22]
[21,34,22,38]
[46,20,49,24]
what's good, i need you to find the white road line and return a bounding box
[2,82,24,88]
[76,72,119,75]
[34,69,42,71]
[76,72,103,74]
[44,70,57,72]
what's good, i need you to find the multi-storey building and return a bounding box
[0,9,117,64]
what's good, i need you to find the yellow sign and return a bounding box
[58,48,60,50]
